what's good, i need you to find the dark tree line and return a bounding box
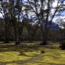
[0,0,65,48]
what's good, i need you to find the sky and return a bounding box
[0,14,3,18]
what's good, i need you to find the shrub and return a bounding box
[60,41,65,50]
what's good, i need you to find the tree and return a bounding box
[9,0,25,45]
[56,16,65,42]
[0,0,24,45]
[14,0,24,45]
[1,1,11,43]
[23,16,39,42]
[24,0,65,45]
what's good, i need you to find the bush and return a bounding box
[60,41,65,50]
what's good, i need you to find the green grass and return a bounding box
[0,42,65,65]
[0,42,41,63]
[25,63,50,65]
[24,48,65,65]
[6,63,18,65]
[0,51,30,62]
[36,48,65,65]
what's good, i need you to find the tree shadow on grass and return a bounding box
[0,43,41,57]
[0,43,43,65]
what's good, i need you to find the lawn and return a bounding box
[0,42,65,65]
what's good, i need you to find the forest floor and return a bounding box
[0,41,65,65]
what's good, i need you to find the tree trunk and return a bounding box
[12,19,20,45]
[41,31,48,45]
[60,29,63,43]
[14,26,20,45]
[4,19,10,43]
[17,25,23,44]
[40,24,48,45]
[28,31,32,42]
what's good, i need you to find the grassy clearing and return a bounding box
[0,42,65,65]
[36,48,65,65]
[0,51,30,62]
[24,49,65,65]
[0,42,41,63]
[25,63,50,65]
[6,63,18,65]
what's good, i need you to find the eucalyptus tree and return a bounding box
[0,0,11,43]
[14,0,24,45]
[56,17,65,43]
[56,17,65,49]
[23,14,39,42]
[24,0,65,45]
[0,0,24,45]
[8,0,24,45]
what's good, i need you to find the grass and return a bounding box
[0,42,41,64]
[0,42,65,65]
[25,63,50,65]
[36,49,65,64]
[24,48,65,65]
[6,63,18,65]
[0,51,30,62]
